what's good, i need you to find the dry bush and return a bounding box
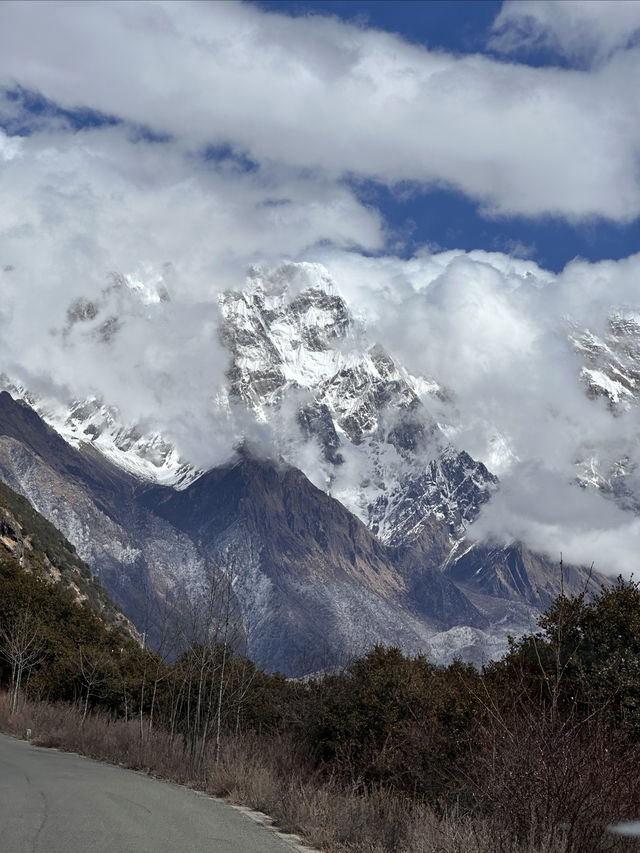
[1,690,638,853]
[455,705,640,853]
[0,689,35,735]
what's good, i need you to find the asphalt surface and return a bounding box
[0,733,303,853]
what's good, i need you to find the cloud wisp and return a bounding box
[1,1,640,222]
[491,0,640,67]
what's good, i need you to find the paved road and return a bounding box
[0,733,303,853]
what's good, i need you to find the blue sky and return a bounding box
[253,0,640,272]
[256,1,503,55]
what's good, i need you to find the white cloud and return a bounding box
[490,0,640,66]
[2,1,640,577]
[0,129,21,161]
[0,1,639,221]
[467,462,640,576]
[315,246,640,577]
[0,123,382,293]
[0,122,382,469]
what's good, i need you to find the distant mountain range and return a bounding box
[0,265,611,673]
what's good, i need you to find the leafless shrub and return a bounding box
[0,689,637,853]
[0,610,45,713]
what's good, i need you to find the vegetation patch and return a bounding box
[2,552,640,852]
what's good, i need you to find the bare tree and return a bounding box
[167,558,247,770]
[73,645,113,723]
[133,582,179,742]
[0,610,45,714]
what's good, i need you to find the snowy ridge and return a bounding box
[571,315,640,510]
[0,377,202,489]
[0,268,203,490]
[219,262,497,545]
[572,315,640,410]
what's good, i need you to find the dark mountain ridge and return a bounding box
[446,541,602,609]
[141,446,487,672]
[0,390,607,674]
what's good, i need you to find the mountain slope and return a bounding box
[0,476,138,639]
[0,391,215,635]
[141,448,486,673]
[445,542,603,609]
[0,391,489,673]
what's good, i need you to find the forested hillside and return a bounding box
[0,477,136,638]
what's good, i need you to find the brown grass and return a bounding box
[0,691,634,853]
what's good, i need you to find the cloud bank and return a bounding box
[2,2,640,576]
[317,247,640,575]
[1,0,640,221]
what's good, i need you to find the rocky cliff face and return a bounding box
[217,263,498,552]
[0,473,138,639]
[573,315,640,411]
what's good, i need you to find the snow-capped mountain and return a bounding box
[0,262,610,672]
[2,261,497,553]
[570,315,640,510]
[218,262,497,548]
